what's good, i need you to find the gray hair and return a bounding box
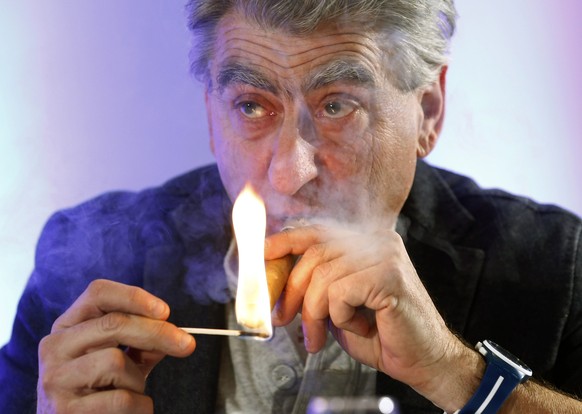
[186,0,457,91]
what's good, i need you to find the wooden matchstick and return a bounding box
[179,327,270,339]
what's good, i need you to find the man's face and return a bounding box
[205,12,433,234]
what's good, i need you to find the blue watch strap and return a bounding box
[458,358,521,414]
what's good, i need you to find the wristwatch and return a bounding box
[456,340,532,414]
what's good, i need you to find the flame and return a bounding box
[232,184,272,338]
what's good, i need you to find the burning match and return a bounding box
[178,255,293,342]
[232,184,271,335]
[180,185,295,341]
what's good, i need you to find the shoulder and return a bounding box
[408,161,582,301]
[30,164,225,308]
[46,164,223,229]
[417,163,582,377]
[430,164,582,247]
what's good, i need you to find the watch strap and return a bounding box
[457,358,521,414]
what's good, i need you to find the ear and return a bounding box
[417,66,447,158]
[204,88,216,156]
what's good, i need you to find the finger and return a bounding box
[47,347,148,394]
[54,279,170,331]
[125,348,166,378]
[272,241,340,325]
[264,225,328,259]
[328,322,381,369]
[67,389,154,414]
[333,310,373,337]
[300,306,328,353]
[301,241,382,320]
[299,253,362,353]
[50,312,195,359]
[328,269,397,333]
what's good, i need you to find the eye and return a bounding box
[238,101,269,119]
[319,100,357,119]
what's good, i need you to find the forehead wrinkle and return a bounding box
[223,34,379,69]
[215,29,382,97]
[224,31,376,54]
[222,24,378,52]
[220,46,379,82]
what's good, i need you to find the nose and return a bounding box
[268,114,318,195]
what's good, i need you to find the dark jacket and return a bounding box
[1,161,581,413]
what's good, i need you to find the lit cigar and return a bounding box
[265,254,295,309]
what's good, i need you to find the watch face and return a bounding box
[484,340,532,374]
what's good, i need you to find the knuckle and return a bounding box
[312,261,333,281]
[38,332,66,370]
[327,280,344,299]
[106,348,128,372]
[330,308,352,327]
[303,243,325,260]
[38,334,54,362]
[384,229,401,242]
[148,320,168,342]
[111,389,135,411]
[99,312,130,333]
[51,314,67,333]
[38,363,66,397]
[38,366,54,394]
[387,262,408,287]
[86,279,111,299]
[128,285,144,305]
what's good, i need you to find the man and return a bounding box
[1,1,581,413]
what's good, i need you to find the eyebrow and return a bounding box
[215,59,376,95]
[303,59,377,91]
[216,63,278,94]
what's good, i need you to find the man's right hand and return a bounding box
[37,279,196,414]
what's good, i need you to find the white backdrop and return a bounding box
[1,1,581,346]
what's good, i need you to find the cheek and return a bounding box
[366,117,419,213]
[210,119,273,198]
[316,142,360,178]
[315,115,375,179]
[370,96,421,167]
[212,142,243,200]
